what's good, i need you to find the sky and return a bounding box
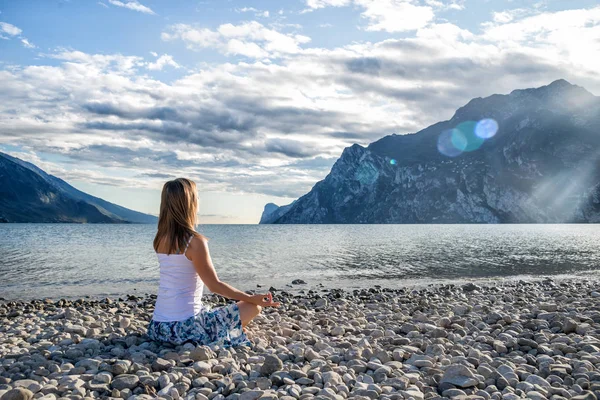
[1,0,600,224]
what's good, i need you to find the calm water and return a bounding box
[0,224,599,299]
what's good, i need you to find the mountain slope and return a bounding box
[0,152,157,223]
[262,80,600,224]
[259,201,297,224]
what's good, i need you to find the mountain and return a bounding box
[0,152,157,223]
[259,201,296,224]
[261,80,600,224]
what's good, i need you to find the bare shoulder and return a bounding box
[187,233,209,254]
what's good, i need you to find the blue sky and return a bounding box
[1,0,600,223]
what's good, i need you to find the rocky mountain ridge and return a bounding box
[261,80,600,224]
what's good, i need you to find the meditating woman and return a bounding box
[147,178,280,347]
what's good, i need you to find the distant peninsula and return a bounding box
[0,152,157,224]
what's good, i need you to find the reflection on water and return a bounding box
[0,224,599,299]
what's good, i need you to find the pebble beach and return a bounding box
[1,278,600,400]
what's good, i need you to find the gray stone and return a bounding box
[525,375,550,389]
[0,388,34,400]
[322,371,342,385]
[152,358,171,372]
[119,317,131,329]
[238,390,264,400]
[190,346,214,362]
[440,365,480,388]
[111,374,140,390]
[260,355,283,376]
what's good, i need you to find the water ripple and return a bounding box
[2,224,600,299]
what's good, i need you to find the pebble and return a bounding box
[111,374,139,390]
[190,346,214,361]
[119,317,131,329]
[440,365,480,389]
[260,355,283,376]
[0,388,34,400]
[1,279,600,400]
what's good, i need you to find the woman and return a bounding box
[147,178,280,347]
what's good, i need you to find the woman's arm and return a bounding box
[187,236,279,307]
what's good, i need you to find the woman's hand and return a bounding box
[248,292,280,307]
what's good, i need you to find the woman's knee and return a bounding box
[238,301,262,327]
[247,302,262,318]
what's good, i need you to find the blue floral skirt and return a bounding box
[147,303,250,347]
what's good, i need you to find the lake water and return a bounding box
[0,224,599,300]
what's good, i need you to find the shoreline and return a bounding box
[2,272,600,302]
[1,278,600,400]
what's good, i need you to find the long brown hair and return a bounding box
[153,178,202,254]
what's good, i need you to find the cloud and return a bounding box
[236,7,258,12]
[491,8,531,24]
[236,7,270,17]
[0,22,22,36]
[2,6,600,200]
[356,0,435,32]
[305,0,351,10]
[426,0,465,11]
[345,57,381,75]
[146,54,180,71]
[264,138,324,158]
[161,21,311,58]
[481,6,600,73]
[21,38,35,48]
[0,21,35,50]
[50,50,145,74]
[107,0,155,15]
[303,0,434,32]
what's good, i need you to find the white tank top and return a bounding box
[152,235,204,322]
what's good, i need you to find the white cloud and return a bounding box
[236,7,259,12]
[162,21,311,58]
[235,7,269,18]
[1,21,35,50]
[50,50,145,74]
[303,0,434,32]
[21,38,35,48]
[305,0,351,10]
[161,24,221,48]
[445,0,465,11]
[355,0,434,32]
[98,2,109,8]
[107,0,155,15]
[150,51,158,57]
[146,54,180,71]
[0,22,22,36]
[490,8,531,24]
[482,6,600,71]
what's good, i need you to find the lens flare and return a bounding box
[389,159,397,165]
[475,118,499,139]
[450,129,468,151]
[438,129,463,157]
[455,121,484,152]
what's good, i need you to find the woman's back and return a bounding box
[153,236,204,322]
